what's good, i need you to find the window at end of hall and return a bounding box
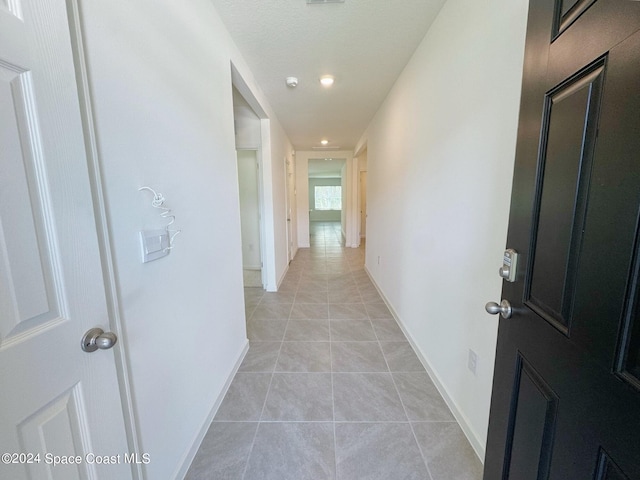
[314,185,342,211]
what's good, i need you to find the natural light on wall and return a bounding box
[314,186,342,210]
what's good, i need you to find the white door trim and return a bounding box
[66,2,142,477]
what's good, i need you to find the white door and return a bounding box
[0,2,132,479]
[359,171,367,239]
[285,157,295,262]
[237,150,262,273]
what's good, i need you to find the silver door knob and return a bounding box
[485,300,512,319]
[81,327,118,352]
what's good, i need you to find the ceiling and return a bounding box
[308,158,345,178]
[210,0,447,151]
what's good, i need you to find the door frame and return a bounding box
[294,150,356,249]
[66,1,142,477]
[231,64,284,291]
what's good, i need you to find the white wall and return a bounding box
[77,0,291,477]
[233,88,261,150]
[356,0,528,459]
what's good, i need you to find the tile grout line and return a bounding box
[216,419,449,424]
[331,254,360,480]
[373,320,436,480]
[241,227,390,479]
[240,304,289,480]
[329,285,338,480]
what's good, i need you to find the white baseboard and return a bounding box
[275,262,290,292]
[289,245,298,262]
[364,266,485,463]
[172,339,250,479]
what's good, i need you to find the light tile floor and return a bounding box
[185,222,482,480]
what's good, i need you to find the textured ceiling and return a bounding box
[210,0,447,150]
[308,158,345,178]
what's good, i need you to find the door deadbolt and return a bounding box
[499,249,518,282]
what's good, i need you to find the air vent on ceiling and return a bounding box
[307,0,345,4]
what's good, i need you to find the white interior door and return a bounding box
[285,157,295,262]
[360,171,367,239]
[237,150,262,288]
[0,2,132,479]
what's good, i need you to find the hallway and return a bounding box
[185,222,482,479]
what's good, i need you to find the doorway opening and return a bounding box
[232,86,264,288]
[308,158,346,247]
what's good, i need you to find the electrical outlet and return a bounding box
[468,349,478,375]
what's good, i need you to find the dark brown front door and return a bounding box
[484,1,640,478]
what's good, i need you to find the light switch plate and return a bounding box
[140,230,170,263]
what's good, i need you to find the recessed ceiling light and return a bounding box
[320,75,335,87]
[321,139,329,145]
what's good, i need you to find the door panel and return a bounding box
[549,0,640,84]
[19,386,93,480]
[484,1,640,479]
[596,450,630,480]
[554,0,596,36]
[526,60,604,333]
[0,1,131,479]
[570,29,640,369]
[621,257,640,386]
[0,0,21,21]
[504,356,558,480]
[0,62,62,341]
